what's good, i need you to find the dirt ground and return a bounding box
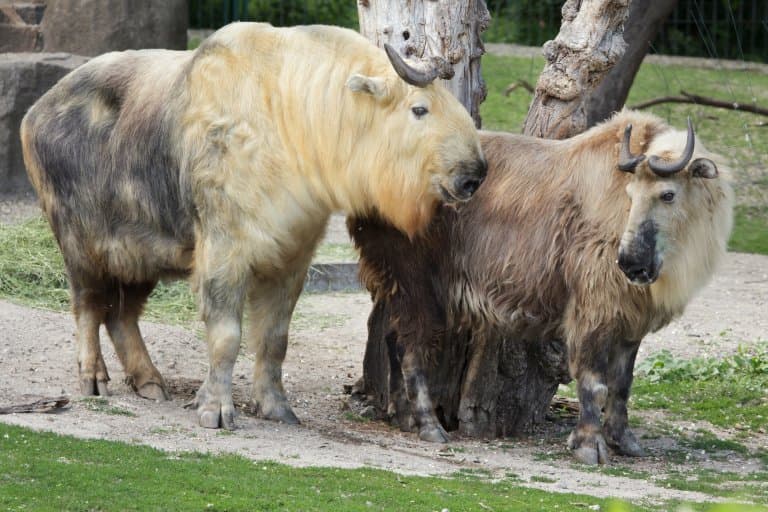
[0,215,766,506]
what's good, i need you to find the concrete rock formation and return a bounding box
[1,0,188,194]
[0,53,89,193]
[41,0,188,56]
[0,2,46,52]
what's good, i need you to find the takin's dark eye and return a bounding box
[660,191,676,203]
[411,106,428,118]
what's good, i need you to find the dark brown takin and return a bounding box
[350,110,733,464]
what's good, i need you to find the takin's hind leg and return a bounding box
[602,340,645,457]
[401,349,449,443]
[246,272,306,425]
[105,282,169,401]
[71,284,110,397]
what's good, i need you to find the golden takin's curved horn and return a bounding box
[617,124,646,172]
[384,43,440,88]
[648,117,695,177]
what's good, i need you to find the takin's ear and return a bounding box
[689,157,718,179]
[347,74,388,100]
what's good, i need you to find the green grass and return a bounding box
[480,54,768,163]
[660,468,768,504]
[729,206,768,254]
[0,423,652,512]
[632,347,768,432]
[0,216,70,312]
[479,54,768,255]
[78,397,136,417]
[2,422,765,511]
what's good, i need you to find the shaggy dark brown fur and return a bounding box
[351,111,733,462]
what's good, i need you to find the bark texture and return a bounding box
[357,0,490,127]
[587,0,678,126]
[523,0,630,138]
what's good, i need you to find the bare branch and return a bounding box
[504,80,535,96]
[629,91,768,117]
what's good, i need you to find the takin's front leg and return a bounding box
[568,332,613,465]
[190,261,248,429]
[602,340,645,457]
[246,270,307,425]
[569,370,610,464]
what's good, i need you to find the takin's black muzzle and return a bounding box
[451,157,487,201]
[618,220,660,285]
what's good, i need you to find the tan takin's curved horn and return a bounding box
[648,117,695,177]
[618,124,646,172]
[384,43,440,88]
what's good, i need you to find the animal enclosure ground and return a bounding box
[0,248,766,507]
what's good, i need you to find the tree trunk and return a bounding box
[356,0,631,438]
[522,0,631,139]
[587,0,678,126]
[357,0,490,127]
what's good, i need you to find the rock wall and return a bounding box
[42,0,187,56]
[0,2,46,52]
[0,53,89,193]
[0,0,188,195]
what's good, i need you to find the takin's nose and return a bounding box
[617,219,659,285]
[453,158,487,200]
[454,174,481,199]
[617,250,658,285]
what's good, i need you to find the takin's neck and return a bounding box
[648,197,731,324]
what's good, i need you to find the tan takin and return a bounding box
[20,22,487,430]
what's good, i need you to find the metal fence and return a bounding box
[656,0,768,61]
[189,0,768,62]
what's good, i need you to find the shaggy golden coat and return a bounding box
[21,22,485,429]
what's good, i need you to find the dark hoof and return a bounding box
[612,429,646,457]
[80,378,109,397]
[568,430,609,465]
[253,401,300,425]
[136,382,170,402]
